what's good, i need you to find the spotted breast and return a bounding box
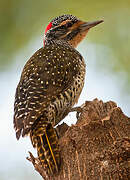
[14,41,85,174]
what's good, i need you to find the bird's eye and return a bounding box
[66,22,72,28]
[59,25,65,29]
[56,22,72,31]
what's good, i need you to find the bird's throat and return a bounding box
[68,29,89,48]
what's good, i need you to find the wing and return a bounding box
[14,44,83,139]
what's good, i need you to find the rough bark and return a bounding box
[27,99,130,180]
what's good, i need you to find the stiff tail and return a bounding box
[30,121,60,174]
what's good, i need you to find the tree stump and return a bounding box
[27,99,130,180]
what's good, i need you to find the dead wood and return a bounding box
[27,98,130,180]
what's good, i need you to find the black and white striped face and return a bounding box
[44,14,79,44]
[44,14,103,48]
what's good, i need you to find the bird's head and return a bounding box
[44,14,103,48]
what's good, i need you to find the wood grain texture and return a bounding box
[27,99,130,180]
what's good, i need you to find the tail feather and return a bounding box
[30,121,60,174]
[44,130,59,172]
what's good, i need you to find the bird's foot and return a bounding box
[70,103,86,119]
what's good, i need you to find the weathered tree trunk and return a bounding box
[27,99,130,180]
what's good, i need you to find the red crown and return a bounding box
[45,22,52,34]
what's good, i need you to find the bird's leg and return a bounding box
[70,101,92,119]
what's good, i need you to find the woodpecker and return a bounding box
[13,14,103,174]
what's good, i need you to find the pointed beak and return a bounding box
[80,20,104,31]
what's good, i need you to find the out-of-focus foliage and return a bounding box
[0,0,130,87]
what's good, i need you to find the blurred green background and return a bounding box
[1,0,130,92]
[0,0,130,180]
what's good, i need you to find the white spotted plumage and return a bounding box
[14,42,85,139]
[13,14,92,174]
